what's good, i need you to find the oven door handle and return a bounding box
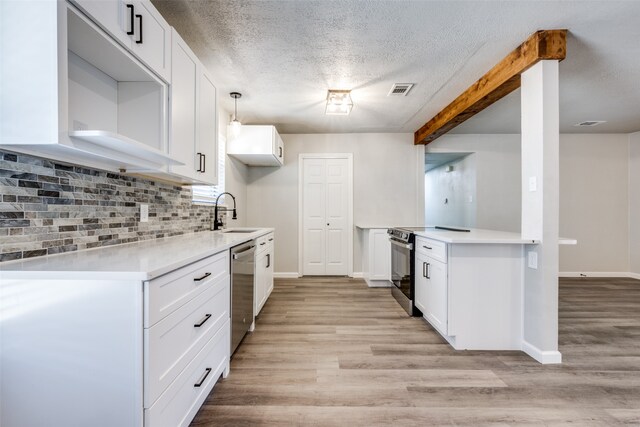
[389,239,413,250]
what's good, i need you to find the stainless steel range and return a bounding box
[387,227,427,316]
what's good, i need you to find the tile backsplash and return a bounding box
[0,150,216,262]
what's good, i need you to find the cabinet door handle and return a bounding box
[126,4,135,35]
[422,262,427,278]
[135,14,143,44]
[194,368,212,387]
[194,272,211,282]
[196,153,203,172]
[279,147,282,158]
[426,263,430,279]
[266,254,271,268]
[194,313,212,328]
[423,245,432,250]
[268,238,273,242]
[202,154,205,173]
[260,242,266,246]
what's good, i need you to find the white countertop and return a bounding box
[414,228,539,244]
[0,228,273,281]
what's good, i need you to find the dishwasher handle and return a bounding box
[232,244,255,260]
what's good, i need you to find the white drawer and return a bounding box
[256,232,274,254]
[145,319,230,427]
[415,237,447,263]
[145,275,229,407]
[145,251,229,327]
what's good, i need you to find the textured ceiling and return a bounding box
[152,0,640,135]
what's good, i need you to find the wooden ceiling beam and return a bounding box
[414,29,567,145]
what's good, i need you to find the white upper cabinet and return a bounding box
[71,0,171,82]
[168,29,218,185]
[0,1,176,173]
[227,125,284,166]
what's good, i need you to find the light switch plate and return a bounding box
[528,251,538,269]
[528,176,537,192]
[140,204,149,223]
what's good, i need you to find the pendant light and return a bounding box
[228,92,242,139]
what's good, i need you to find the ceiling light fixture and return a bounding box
[228,92,242,138]
[325,90,353,115]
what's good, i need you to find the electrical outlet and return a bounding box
[527,251,538,269]
[528,176,537,192]
[140,204,149,223]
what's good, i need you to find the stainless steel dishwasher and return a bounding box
[230,240,256,355]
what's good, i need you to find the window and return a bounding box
[192,132,226,204]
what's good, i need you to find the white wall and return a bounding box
[219,109,250,227]
[559,134,630,273]
[425,155,477,228]
[245,133,424,274]
[426,133,633,274]
[425,134,522,232]
[630,132,640,275]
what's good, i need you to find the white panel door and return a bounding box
[425,257,448,335]
[196,68,218,184]
[302,157,350,276]
[325,159,349,275]
[302,158,327,275]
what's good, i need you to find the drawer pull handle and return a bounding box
[194,314,212,327]
[194,368,212,387]
[194,272,212,282]
[268,238,273,242]
[126,4,135,35]
[135,14,143,44]
[260,242,266,246]
[423,245,432,250]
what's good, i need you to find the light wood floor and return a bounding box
[191,277,640,426]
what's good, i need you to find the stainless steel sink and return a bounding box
[222,229,259,233]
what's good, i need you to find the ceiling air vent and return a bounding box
[574,121,606,127]
[388,83,414,96]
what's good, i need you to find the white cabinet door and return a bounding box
[255,251,267,315]
[196,68,218,184]
[414,252,428,315]
[275,130,284,164]
[169,29,198,181]
[425,257,448,335]
[265,247,274,298]
[130,0,171,82]
[71,0,132,48]
[370,229,391,280]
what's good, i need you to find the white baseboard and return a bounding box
[560,271,639,279]
[351,272,363,279]
[273,272,300,279]
[522,340,562,364]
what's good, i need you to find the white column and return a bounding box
[521,60,562,364]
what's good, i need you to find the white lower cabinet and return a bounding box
[361,228,391,286]
[413,236,526,351]
[254,232,275,316]
[0,249,230,427]
[143,251,230,426]
[144,320,230,427]
[415,237,448,336]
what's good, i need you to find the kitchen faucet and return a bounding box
[212,192,237,231]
